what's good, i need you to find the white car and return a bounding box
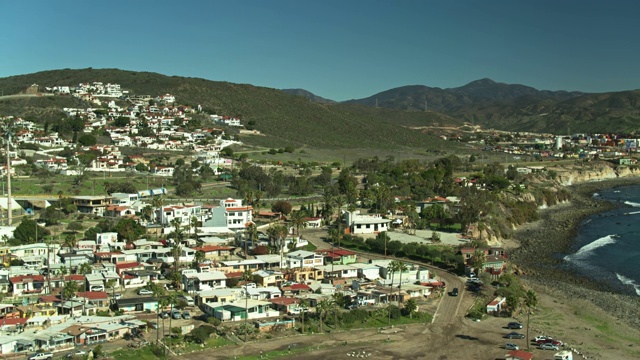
[66,350,86,358]
[138,289,154,296]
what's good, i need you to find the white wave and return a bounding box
[624,201,640,207]
[625,211,640,215]
[593,193,600,197]
[614,190,621,193]
[616,273,640,296]
[565,235,617,261]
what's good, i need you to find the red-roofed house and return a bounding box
[268,297,300,314]
[0,317,27,331]
[486,296,506,314]
[115,262,144,274]
[281,283,312,296]
[9,275,46,296]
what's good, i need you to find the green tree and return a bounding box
[67,221,84,234]
[13,219,49,244]
[404,298,417,318]
[316,299,332,333]
[271,201,292,215]
[113,218,145,244]
[62,280,79,302]
[299,298,310,333]
[77,134,97,146]
[78,263,93,292]
[289,209,308,237]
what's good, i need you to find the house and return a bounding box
[192,245,235,259]
[286,250,324,269]
[196,288,242,306]
[72,196,112,216]
[280,283,312,296]
[158,204,202,226]
[350,263,381,281]
[285,267,324,283]
[314,265,358,281]
[252,270,284,287]
[202,299,278,321]
[112,297,159,313]
[486,297,506,314]
[345,211,391,235]
[219,198,253,231]
[182,271,227,292]
[9,275,46,296]
[268,297,300,314]
[305,217,322,228]
[247,286,281,300]
[75,291,109,310]
[316,249,357,265]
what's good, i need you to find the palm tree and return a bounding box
[171,243,182,288]
[524,290,538,351]
[78,263,93,293]
[299,298,309,333]
[244,221,257,259]
[386,262,396,325]
[194,250,206,268]
[151,195,164,225]
[167,292,177,351]
[316,299,331,333]
[290,209,308,238]
[149,282,167,344]
[190,216,199,242]
[241,269,253,342]
[395,261,408,307]
[404,298,417,318]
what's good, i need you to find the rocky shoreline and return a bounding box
[510,177,640,330]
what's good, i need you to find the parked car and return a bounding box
[504,343,519,350]
[66,350,87,358]
[539,343,559,351]
[138,289,154,296]
[533,335,553,342]
[450,288,459,296]
[178,295,195,306]
[537,338,563,346]
[182,311,191,320]
[507,322,523,329]
[158,312,169,319]
[29,353,53,360]
[172,311,182,320]
[112,293,122,300]
[504,332,525,339]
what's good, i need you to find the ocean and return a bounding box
[563,184,640,296]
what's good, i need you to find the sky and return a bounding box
[1,0,639,101]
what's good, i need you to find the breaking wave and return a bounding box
[624,201,640,207]
[564,235,617,262]
[616,273,640,296]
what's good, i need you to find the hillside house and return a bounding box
[345,211,391,235]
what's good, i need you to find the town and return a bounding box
[0,80,629,360]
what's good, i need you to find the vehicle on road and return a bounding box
[138,289,153,296]
[507,322,523,329]
[539,343,559,351]
[66,350,86,358]
[29,353,53,360]
[504,343,519,350]
[504,332,525,339]
[449,288,459,296]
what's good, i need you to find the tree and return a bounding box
[78,263,93,292]
[404,298,417,318]
[241,270,253,342]
[289,209,308,237]
[171,243,182,287]
[391,261,408,308]
[63,233,78,249]
[505,294,519,316]
[62,280,79,302]
[271,201,292,215]
[113,218,145,244]
[67,221,84,234]
[470,249,486,274]
[244,221,257,259]
[41,206,63,226]
[13,219,48,244]
[299,298,310,333]
[524,290,538,350]
[77,134,97,146]
[316,299,331,333]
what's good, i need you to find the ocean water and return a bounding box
[562,185,640,296]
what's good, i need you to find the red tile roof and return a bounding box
[289,283,311,291]
[116,262,141,271]
[506,350,534,360]
[0,318,27,326]
[9,275,45,284]
[269,297,300,306]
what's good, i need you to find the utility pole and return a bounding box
[6,133,11,226]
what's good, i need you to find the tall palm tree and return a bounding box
[387,261,398,325]
[290,209,308,238]
[190,216,199,241]
[395,261,408,307]
[241,269,253,342]
[171,243,182,288]
[166,292,177,352]
[299,298,309,334]
[524,290,538,351]
[150,283,167,344]
[316,299,331,333]
[244,221,257,259]
[151,195,164,225]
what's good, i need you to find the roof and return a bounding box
[0,318,27,326]
[289,283,311,291]
[116,262,142,271]
[193,245,234,252]
[506,350,534,360]
[76,291,108,300]
[9,275,45,284]
[268,297,299,306]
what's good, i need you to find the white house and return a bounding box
[345,211,391,235]
[285,250,324,269]
[158,204,201,226]
[220,198,253,231]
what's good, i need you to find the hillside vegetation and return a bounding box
[0,68,463,150]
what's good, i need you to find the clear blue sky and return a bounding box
[1,0,638,101]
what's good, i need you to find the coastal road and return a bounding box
[300,228,466,325]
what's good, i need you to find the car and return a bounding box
[507,322,523,329]
[539,343,559,351]
[178,295,195,306]
[66,350,86,358]
[537,339,563,346]
[182,311,191,320]
[158,312,169,319]
[533,335,552,342]
[112,293,122,300]
[138,289,153,296]
[172,311,182,320]
[504,343,519,350]
[450,288,459,296]
[504,332,525,339]
[29,353,53,360]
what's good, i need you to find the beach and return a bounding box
[509,177,640,330]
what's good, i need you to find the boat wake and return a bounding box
[625,211,640,215]
[616,273,640,296]
[564,235,617,262]
[624,201,640,207]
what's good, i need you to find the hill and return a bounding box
[345,79,640,134]
[0,68,463,150]
[281,88,336,104]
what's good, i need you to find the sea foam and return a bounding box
[616,273,640,296]
[624,201,640,207]
[565,235,617,261]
